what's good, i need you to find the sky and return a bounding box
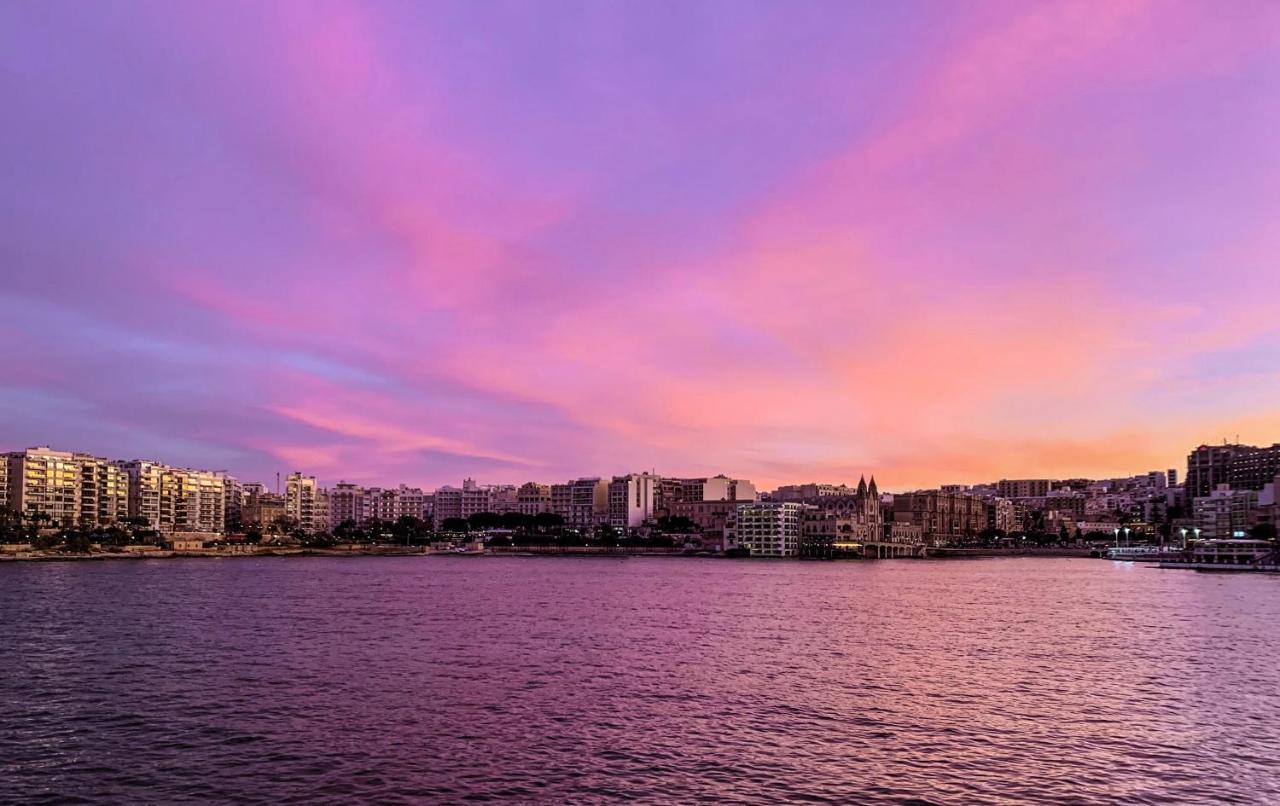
[1,0,1278,491]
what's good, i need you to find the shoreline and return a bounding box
[1,545,1099,563]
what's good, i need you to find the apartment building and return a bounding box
[516,482,551,516]
[565,477,608,530]
[995,479,1055,499]
[74,453,130,527]
[285,472,325,533]
[726,502,810,557]
[6,447,86,526]
[433,479,493,522]
[1193,485,1259,541]
[607,473,659,529]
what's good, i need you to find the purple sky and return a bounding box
[1,0,1278,490]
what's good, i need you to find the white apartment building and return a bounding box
[608,473,660,529]
[726,502,811,557]
[285,472,325,534]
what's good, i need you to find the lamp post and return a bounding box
[1180,527,1188,550]
[1193,527,1201,544]
[1113,527,1120,549]
[1124,526,1131,548]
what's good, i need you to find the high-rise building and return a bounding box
[0,457,8,513]
[223,476,244,531]
[75,453,129,527]
[6,447,85,526]
[1185,444,1254,504]
[607,473,659,529]
[1228,444,1280,493]
[566,477,608,530]
[285,472,324,533]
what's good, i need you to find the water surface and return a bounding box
[2,557,1277,804]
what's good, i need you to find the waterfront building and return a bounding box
[0,457,7,513]
[433,478,493,521]
[112,459,227,533]
[893,489,987,545]
[75,453,130,527]
[241,486,285,529]
[223,476,244,531]
[550,483,573,521]
[328,482,366,526]
[566,477,609,530]
[6,446,85,526]
[726,501,811,557]
[1256,474,1280,530]
[607,473,659,529]
[996,479,1056,499]
[516,482,551,516]
[285,472,324,533]
[1193,485,1259,541]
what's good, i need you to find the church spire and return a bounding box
[857,475,868,495]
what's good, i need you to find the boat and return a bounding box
[1105,544,1176,562]
[1157,539,1280,572]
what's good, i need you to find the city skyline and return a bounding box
[3,1,1279,491]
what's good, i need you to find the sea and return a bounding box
[2,556,1277,804]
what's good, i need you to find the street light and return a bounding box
[1180,527,1188,550]
[1113,527,1120,549]
[1124,526,1131,547]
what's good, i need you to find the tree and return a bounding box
[64,531,94,553]
[655,515,697,533]
[468,511,503,530]
[441,517,469,533]
[393,516,429,545]
[533,512,564,530]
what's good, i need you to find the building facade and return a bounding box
[893,490,987,544]
[607,473,659,529]
[727,502,810,557]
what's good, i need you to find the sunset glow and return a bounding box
[2,0,1277,488]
